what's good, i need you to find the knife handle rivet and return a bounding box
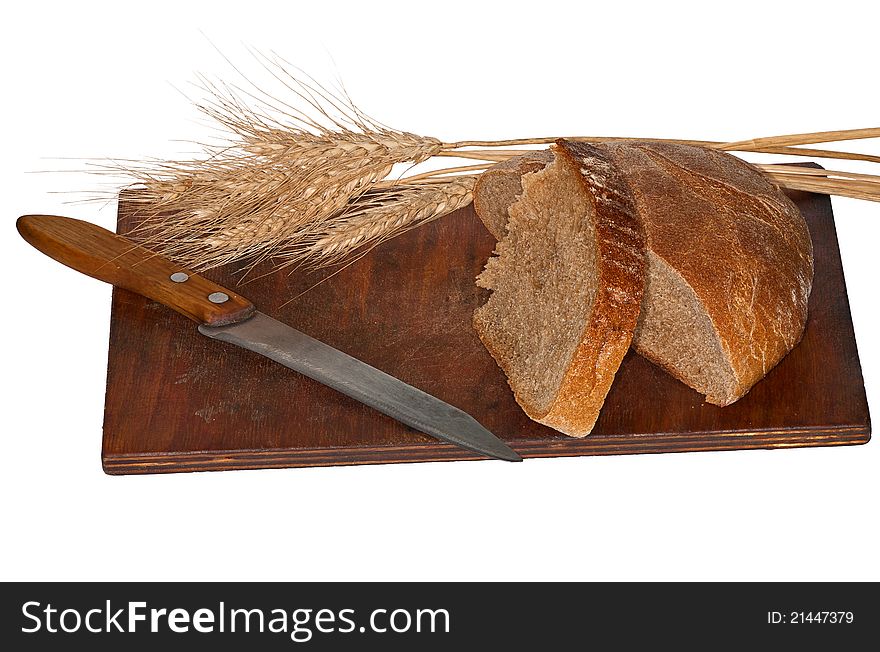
[169,272,189,283]
[208,292,230,304]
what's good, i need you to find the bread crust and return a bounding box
[604,141,813,404]
[473,141,814,406]
[474,140,646,436]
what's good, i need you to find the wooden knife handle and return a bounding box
[17,214,256,326]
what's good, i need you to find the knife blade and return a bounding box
[17,214,521,462]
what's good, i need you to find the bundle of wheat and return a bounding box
[107,58,880,275]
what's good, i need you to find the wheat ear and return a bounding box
[294,177,476,267]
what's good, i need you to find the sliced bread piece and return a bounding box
[474,140,645,437]
[473,141,814,406]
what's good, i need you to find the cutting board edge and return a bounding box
[101,424,870,474]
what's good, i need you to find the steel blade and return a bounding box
[198,312,521,462]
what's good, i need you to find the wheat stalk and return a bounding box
[757,164,880,202]
[416,128,880,203]
[719,128,880,150]
[436,142,880,165]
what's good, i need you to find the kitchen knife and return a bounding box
[17,214,522,462]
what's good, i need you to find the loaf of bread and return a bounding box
[474,141,645,437]
[474,140,814,409]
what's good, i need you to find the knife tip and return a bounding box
[480,440,522,462]
[459,417,523,462]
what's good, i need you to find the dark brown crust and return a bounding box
[473,140,646,437]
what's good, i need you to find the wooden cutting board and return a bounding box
[102,184,871,474]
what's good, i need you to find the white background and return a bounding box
[2,0,878,581]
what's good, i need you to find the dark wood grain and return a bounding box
[17,214,254,327]
[101,183,871,474]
